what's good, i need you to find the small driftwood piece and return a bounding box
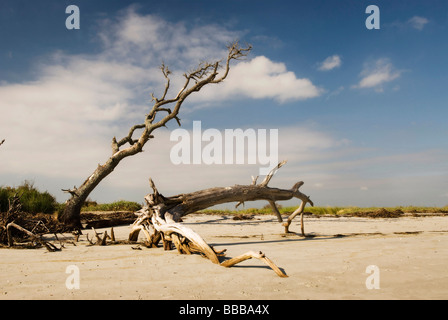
[6,222,61,252]
[86,227,115,246]
[221,250,288,278]
[129,161,313,277]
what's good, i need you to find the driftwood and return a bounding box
[1,161,311,277]
[0,193,66,251]
[86,227,117,246]
[6,222,61,252]
[129,161,313,277]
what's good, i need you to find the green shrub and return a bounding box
[0,181,58,214]
[81,200,142,212]
[0,187,11,212]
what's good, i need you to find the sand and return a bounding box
[1,214,447,300]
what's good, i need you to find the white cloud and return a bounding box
[353,58,401,90]
[98,7,239,69]
[408,16,429,30]
[196,56,322,103]
[387,16,429,31]
[318,55,341,71]
[326,86,344,100]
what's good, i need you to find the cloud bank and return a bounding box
[196,56,322,103]
[0,7,322,202]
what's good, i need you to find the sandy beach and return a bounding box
[1,214,447,300]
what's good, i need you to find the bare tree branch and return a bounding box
[259,160,287,187]
[61,186,78,197]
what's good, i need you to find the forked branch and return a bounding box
[107,41,251,156]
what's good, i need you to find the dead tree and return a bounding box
[129,161,313,277]
[59,42,252,228]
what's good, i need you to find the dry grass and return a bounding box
[199,205,448,218]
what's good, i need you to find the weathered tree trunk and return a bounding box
[141,161,312,224]
[149,182,310,222]
[58,42,251,228]
[59,146,142,228]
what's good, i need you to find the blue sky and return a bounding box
[1,0,447,208]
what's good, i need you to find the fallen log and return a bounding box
[129,161,313,277]
[137,161,312,230]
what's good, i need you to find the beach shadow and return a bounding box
[183,215,283,226]
[222,263,288,276]
[218,255,288,276]
[209,233,346,247]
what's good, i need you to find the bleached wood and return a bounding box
[221,250,288,278]
[127,161,312,278]
[151,216,219,264]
